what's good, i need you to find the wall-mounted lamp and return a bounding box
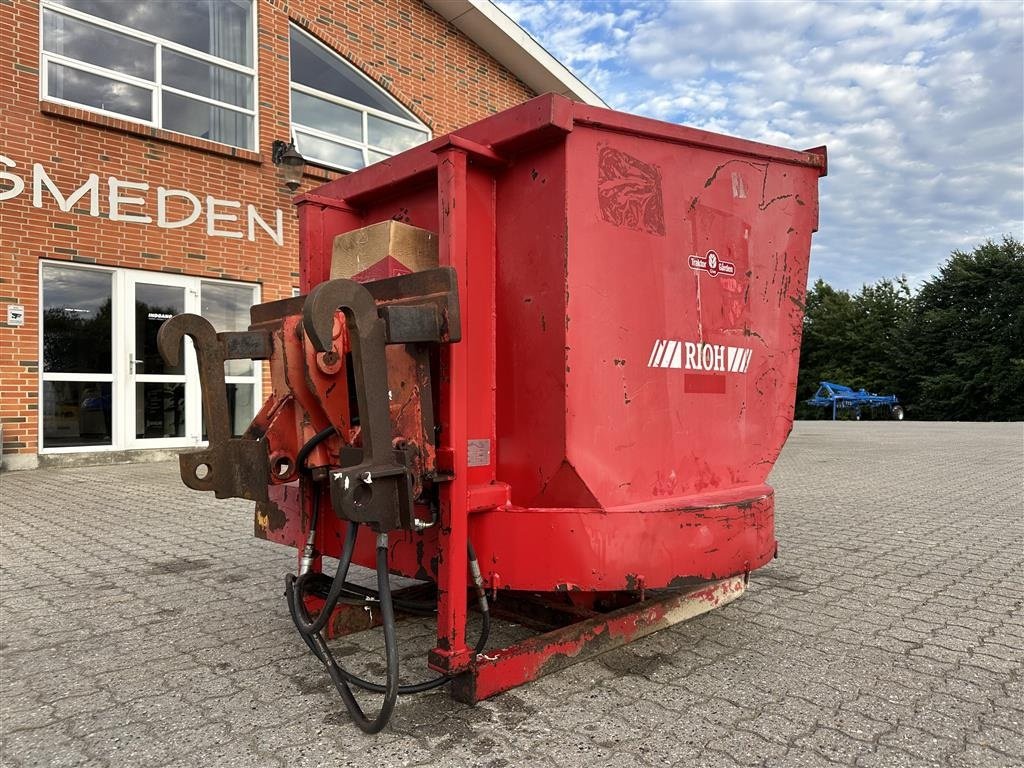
[271,139,306,192]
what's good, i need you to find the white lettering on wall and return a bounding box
[33,164,100,216]
[0,156,285,245]
[108,178,151,224]
[0,156,26,201]
[206,196,242,239]
[247,205,283,246]
[157,187,202,229]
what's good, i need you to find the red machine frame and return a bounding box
[161,94,826,721]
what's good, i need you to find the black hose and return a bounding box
[300,574,438,615]
[337,581,439,615]
[286,532,491,697]
[311,539,399,734]
[287,426,492,726]
[296,424,337,476]
[296,425,337,537]
[309,548,491,695]
[290,520,360,635]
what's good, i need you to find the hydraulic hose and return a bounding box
[287,531,491,696]
[290,519,360,635]
[312,535,399,734]
[296,424,337,479]
[287,425,492,727]
[295,425,337,575]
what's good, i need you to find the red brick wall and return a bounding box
[0,0,535,462]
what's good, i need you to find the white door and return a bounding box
[40,262,261,454]
[126,274,200,449]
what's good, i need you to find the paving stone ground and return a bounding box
[1,421,1022,768]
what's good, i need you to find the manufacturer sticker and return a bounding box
[648,340,752,373]
[688,249,735,278]
[467,439,491,467]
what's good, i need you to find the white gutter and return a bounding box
[423,0,607,107]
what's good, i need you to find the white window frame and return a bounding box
[38,0,259,151]
[288,25,430,172]
[125,271,199,450]
[38,261,262,454]
[39,261,119,454]
[198,278,261,442]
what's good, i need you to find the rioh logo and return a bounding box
[648,340,752,373]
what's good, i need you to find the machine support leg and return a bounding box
[430,146,472,673]
[450,576,746,704]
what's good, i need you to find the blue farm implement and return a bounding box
[807,381,904,421]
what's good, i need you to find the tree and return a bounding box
[905,236,1024,420]
[796,236,1024,421]
[796,276,913,418]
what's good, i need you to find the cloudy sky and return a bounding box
[496,0,1023,291]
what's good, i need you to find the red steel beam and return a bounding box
[450,576,746,704]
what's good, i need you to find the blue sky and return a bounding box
[496,0,1024,291]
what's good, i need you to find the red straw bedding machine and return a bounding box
[159,94,826,732]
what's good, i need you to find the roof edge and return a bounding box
[423,0,607,107]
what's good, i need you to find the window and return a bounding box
[40,262,260,451]
[201,281,259,437]
[40,0,256,149]
[41,263,114,448]
[289,25,429,172]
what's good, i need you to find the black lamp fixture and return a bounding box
[271,139,306,192]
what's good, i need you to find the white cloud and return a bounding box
[497,0,1024,291]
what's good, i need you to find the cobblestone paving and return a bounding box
[1,422,1022,767]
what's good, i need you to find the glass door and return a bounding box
[40,263,116,450]
[127,274,198,448]
[40,262,260,453]
[200,281,260,438]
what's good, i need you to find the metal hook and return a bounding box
[157,313,231,445]
[303,279,411,530]
[302,279,392,462]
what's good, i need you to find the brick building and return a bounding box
[0,0,601,470]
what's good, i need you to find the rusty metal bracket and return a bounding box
[258,268,461,345]
[365,266,462,343]
[303,278,414,531]
[157,314,271,501]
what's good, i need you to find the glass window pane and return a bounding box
[201,281,255,377]
[291,90,362,142]
[163,50,252,109]
[367,115,428,154]
[42,381,112,448]
[52,1,253,66]
[47,61,151,120]
[43,265,112,374]
[294,131,364,172]
[367,150,390,165]
[201,384,255,439]
[43,9,155,80]
[162,91,252,148]
[227,383,254,436]
[289,26,409,118]
[136,382,186,439]
[135,283,184,375]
